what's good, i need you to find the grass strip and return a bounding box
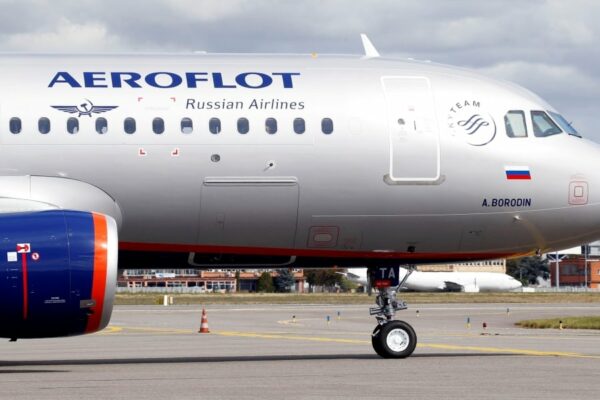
[516,316,600,329]
[115,292,600,305]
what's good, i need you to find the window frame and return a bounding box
[265,117,277,134]
[124,117,137,134]
[181,117,193,134]
[548,111,580,137]
[504,110,528,138]
[38,117,51,134]
[209,118,221,134]
[67,117,80,134]
[9,117,22,134]
[293,118,305,134]
[96,117,108,134]
[321,118,334,135]
[531,110,562,137]
[153,117,165,135]
[237,117,249,134]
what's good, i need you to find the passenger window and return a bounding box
[38,117,51,134]
[531,111,562,137]
[124,118,136,134]
[209,118,221,134]
[265,118,277,134]
[153,118,165,134]
[95,118,108,134]
[181,118,193,134]
[9,117,21,134]
[67,118,79,134]
[321,118,333,134]
[293,118,305,134]
[237,118,249,134]
[504,111,527,138]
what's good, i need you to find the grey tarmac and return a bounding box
[2,303,600,400]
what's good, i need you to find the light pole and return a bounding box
[584,245,589,289]
[555,251,560,288]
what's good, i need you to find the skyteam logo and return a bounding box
[458,114,490,135]
[447,100,496,146]
[51,99,118,117]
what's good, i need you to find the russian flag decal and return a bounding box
[505,166,531,180]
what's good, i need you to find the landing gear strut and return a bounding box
[369,267,417,358]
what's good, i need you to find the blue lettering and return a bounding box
[186,72,209,88]
[236,72,273,89]
[145,72,183,89]
[111,72,142,88]
[485,198,532,208]
[273,72,300,88]
[48,72,81,88]
[212,73,236,88]
[83,72,108,88]
[50,71,301,89]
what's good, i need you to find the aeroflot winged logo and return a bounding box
[52,99,118,117]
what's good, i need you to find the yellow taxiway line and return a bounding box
[99,325,600,359]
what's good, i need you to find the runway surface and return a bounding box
[2,303,600,399]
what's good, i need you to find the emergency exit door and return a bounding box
[381,76,441,183]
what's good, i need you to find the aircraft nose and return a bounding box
[510,278,523,290]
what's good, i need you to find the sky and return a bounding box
[0,0,598,140]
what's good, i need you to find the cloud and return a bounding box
[2,18,122,52]
[163,0,253,21]
[0,0,598,139]
[477,61,599,133]
[479,61,600,102]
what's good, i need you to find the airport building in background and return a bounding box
[419,259,506,273]
[547,242,600,288]
[118,269,306,292]
[118,260,508,292]
[549,258,600,289]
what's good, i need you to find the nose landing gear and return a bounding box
[372,320,416,358]
[369,267,417,358]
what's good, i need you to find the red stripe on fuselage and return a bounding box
[118,241,520,261]
[22,253,28,320]
[85,213,108,333]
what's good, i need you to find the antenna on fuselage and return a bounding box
[360,34,380,59]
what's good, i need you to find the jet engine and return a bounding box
[0,210,118,339]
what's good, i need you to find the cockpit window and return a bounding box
[504,110,527,138]
[531,111,562,137]
[548,111,580,137]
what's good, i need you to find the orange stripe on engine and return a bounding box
[85,213,108,333]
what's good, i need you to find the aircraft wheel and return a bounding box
[372,320,417,359]
[371,325,385,357]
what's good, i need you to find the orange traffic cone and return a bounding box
[199,308,210,333]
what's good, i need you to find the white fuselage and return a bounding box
[346,268,523,292]
[1,54,600,267]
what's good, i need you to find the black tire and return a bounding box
[371,320,417,359]
[371,325,386,357]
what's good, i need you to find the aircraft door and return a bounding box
[197,178,299,250]
[381,77,441,184]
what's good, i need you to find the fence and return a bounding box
[116,287,231,294]
[524,286,600,293]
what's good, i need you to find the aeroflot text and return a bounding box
[48,72,301,89]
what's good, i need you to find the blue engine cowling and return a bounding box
[0,210,118,339]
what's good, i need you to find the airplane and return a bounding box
[343,267,523,292]
[1,34,600,359]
